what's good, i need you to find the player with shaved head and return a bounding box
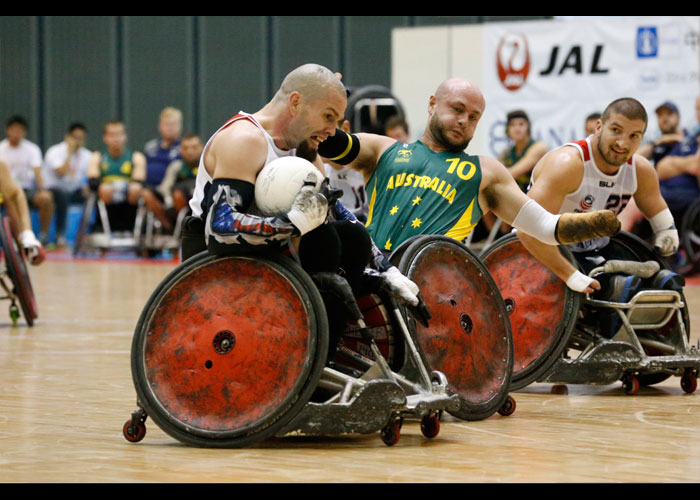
[316,77,621,272]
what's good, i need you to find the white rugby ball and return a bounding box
[254,156,324,216]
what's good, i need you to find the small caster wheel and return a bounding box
[123,419,146,442]
[381,419,401,446]
[551,384,568,395]
[680,370,697,394]
[498,395,516,416]
[622,374,639,395]
[9,304,19,326]
[420,413,440,439]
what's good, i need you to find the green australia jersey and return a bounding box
[100,150,134,182]
[365,140,483,252]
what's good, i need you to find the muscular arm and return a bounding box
[478,155,536,224]
[513,148,602,292]
[633,155,670,219]
[0,160,32,233]
[324,132,397,184]
[205,123,320,249]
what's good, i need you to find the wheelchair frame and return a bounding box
[0,215,38,326]
[122,249,469,448]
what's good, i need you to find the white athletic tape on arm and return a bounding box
[648,208,678,256]
[566,270,595,293]
[510,199,561,246]
[647,208,675,233]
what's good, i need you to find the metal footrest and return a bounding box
[278,379,407,437]
[542,342,700,385]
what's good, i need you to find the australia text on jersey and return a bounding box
[383,157,477,205]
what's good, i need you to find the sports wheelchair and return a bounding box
[73,193,187,258]
[481,231,699,395]
[123,235,516,448]
[0,215,38,326]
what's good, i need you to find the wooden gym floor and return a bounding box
[1,254,699,483]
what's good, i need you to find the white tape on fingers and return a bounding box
[566,270,595,293]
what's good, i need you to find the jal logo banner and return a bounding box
[482,17,699,156]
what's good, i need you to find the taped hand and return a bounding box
[287,173,329,235]
[20,230,46,266]
[653,227,679,256]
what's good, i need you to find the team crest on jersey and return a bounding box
[580,194,594,210]
[395,149,413,163]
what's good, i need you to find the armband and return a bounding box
[511,199,560,245]
[317,129,361,165]
[647,208,675,233]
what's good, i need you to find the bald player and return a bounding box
[183,63,347,259]
[182,63,423,359]
[315,78,620,270]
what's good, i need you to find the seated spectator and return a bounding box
[141,106,182,204]
[656,97,700,217]
[143,133,202,232]
[43,122,91,248]
[619,101,687,232]
[498,109,548,192]
[0,115,53,245]
[480,109,548,236]
[384,115,410,143]
[86,121,146,231]
[637,102,685,163]
[584,112,601,137]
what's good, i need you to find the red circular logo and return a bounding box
[497,33,531,91]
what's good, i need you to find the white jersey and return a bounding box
[553,136,638,252]
[0,138,43,190]
[325,163,368,220]
[189,111,294,219]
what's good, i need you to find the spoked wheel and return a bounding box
[129,250,329,448]
[0,216,38,326]
[396,236,513,422]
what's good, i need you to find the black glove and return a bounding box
[318,178,343,205]
[406,294,431,328]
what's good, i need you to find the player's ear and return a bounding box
[288,91,302,116]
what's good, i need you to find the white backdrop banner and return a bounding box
[392,17,699,157]
[481,16,700,156]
